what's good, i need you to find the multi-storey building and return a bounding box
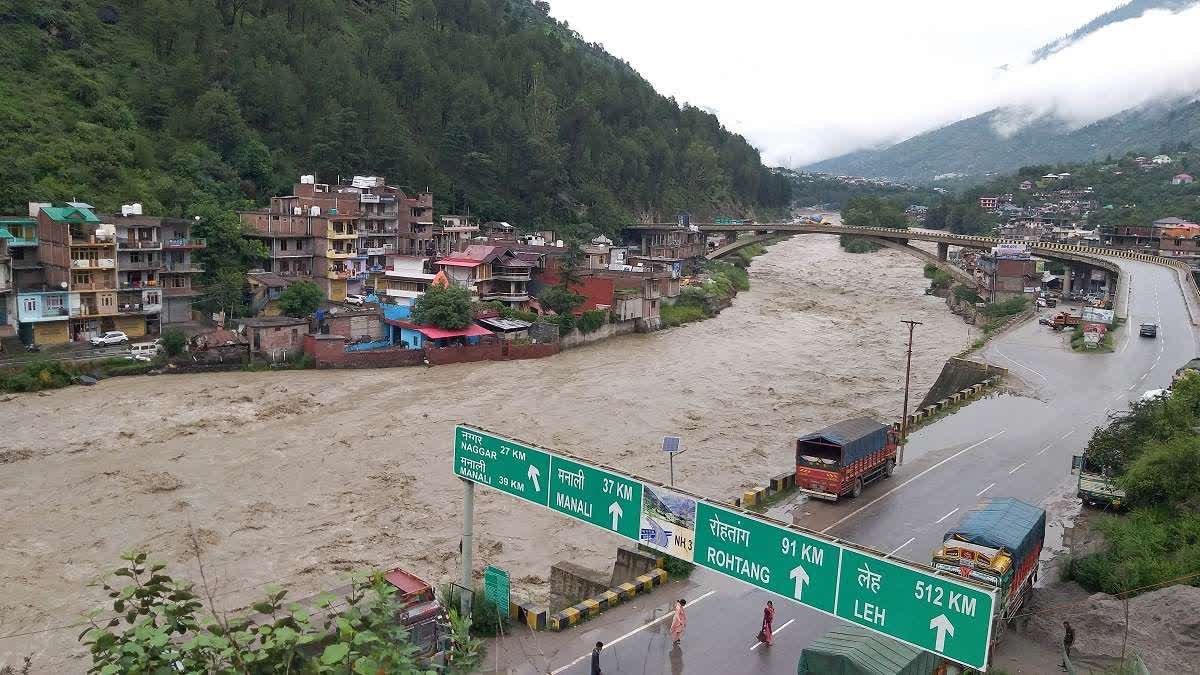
[0,216,40,291]
[33,204,123,342]
[0,237,11,336]
[634,225,706,260]
[107,205,206,328]
[160,216,206,324]
[434,245,532,308]
[432,214,478,256]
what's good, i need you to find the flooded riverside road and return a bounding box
[0,232,974,669]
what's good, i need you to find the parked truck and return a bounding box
[1049,311,1082,331]
[1072,454,1125,509]
[932,498,1046,654]
[795,417,898,501]
[797,624,958,675]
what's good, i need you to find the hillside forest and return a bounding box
[0,0,791,239]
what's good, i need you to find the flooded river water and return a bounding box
[0,231,976,668]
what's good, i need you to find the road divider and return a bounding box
[548,568,668,631]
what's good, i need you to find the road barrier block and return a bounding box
[509,601,547,631]
[551,606,582,631]
[647,568,667,586]
[742,490,758,507]
[598,589,621,610]
[617,582,639,600]
[579,598,601,617]
[770,471,795,493]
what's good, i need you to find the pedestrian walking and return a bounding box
[669,598,687,645]
[757,600,775,646]
[590,641,603,675]
[1061,620,1075,669]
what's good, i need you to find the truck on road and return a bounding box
[932,498,1045,653]
[795,417,898,501]
[1072,454,1125,509]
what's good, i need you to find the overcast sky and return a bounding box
[546,1,1200,167]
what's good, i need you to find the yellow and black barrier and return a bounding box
[549,568,669,631]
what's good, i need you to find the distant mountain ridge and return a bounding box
[806,0,1200,183]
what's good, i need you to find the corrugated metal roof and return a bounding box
[41,206,99,223]
[800,625,930,675]
[798,417,886,445]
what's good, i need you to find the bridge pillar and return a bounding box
[936,242,949,261]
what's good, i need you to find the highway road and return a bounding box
[493,257,1197,674]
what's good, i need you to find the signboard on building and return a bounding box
[1081,307,1115,325]
[991,243,1029,259]
[453,425,997,670]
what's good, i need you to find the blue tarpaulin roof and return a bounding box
[943,497,1046,563]
[797,417,889,464]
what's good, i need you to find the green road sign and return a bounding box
[454,425,550,506]
[483,566,510,614]
[549,455,642,540]
[454,426,997,670]
[835,548,995,670]
[693,502,840,614]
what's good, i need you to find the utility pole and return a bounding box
[460,479,475,617]
[899,319,923,465]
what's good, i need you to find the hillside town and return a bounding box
[0,175,715,366]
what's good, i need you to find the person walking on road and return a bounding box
[758,600,775,646]
[1061,621,1075,669]
[591,641,603,675]
[670,598,687,645]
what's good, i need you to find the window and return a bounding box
[280,239,288,251]
[101,295,114,308]
[22,297,37,312]
[73,271,93,285]
[45,295,63,309]
[145,291,160,304]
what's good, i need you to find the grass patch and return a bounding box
[438,584,510,638]
[1070,324,1117,352]
[1062,507,1200,595]
[658,553,695,579]
[923,263,952,290]
[661,301,709,327]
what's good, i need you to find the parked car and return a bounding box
[1140,323,1158,338]
[344,294,365,306]
[90,331,129,347]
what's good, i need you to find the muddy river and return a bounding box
[0,231,975,669]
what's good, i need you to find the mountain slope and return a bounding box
[807,0,1200,183]
[0,1,790,232]
[807,101,1200,182]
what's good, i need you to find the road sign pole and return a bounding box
[899,319,922,465]
[460,478,474,617]
[669,452,674,486]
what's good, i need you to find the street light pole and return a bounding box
[899,319,923,465]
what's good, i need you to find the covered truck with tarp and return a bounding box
[797,625,949,675]
[932,497,1045,652]
[795,417,898,501]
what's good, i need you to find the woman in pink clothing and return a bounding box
[669,598,687,645]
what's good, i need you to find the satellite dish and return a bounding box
[60,281,68,289]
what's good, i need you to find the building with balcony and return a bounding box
[434,245,532,308]
[31,203,126,342]
[0,238,11,336]
[378,256,436,309]
[975,252,1037,303]
[634,225,706,260]
[16,290,71,344]
[2,215,43,290]
[159,218,206,324]
[432,215,479,256]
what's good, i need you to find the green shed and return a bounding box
[797,625,945,675]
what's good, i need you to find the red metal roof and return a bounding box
[383,568,431,597]
[436,257,484,267]
[385,319,493,340]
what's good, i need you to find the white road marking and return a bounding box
[992,346,1048,382]
[889,537,916,556]
[1009,462,1026,474]
[1141,373,1148,381]
[750,619,795,651]
[819,431,1006,533]
[1113,393,1124,400]
[1128,383,1137,391]
[1037,444,1053,455]
[1061,429,1075,439]
[935,507,960,524]
[550,590,717,674]
[976,482,995,496]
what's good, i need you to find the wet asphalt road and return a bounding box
[513,258,1196,675]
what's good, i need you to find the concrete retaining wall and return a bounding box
[549,569,667,631]
[559,319,637,350]
[610,546,661,586]
[549,561,611,612]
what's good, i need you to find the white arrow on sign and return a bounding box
[929,614,955,652]
[608,502,623,530]
[527,465,541,492]
[789,565,810,601]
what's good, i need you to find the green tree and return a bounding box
[412,284,472,329]
[160,328,187,357]
[446,609,482,675]
[80,551,432,674]
[278,280,323,317]
[538,285,584,315]
[203,267,248,319]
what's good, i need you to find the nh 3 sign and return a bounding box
[453,425,996,670]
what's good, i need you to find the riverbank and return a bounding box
[0,234,975,671]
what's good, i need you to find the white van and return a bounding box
[128,340,162,361]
